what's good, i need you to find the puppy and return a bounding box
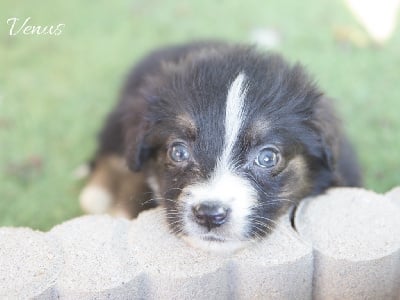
[80,41,362,252]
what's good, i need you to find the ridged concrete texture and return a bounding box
[0,187,399,299]
[295,188,400,299]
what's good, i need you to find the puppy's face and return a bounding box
[127,48,336,252]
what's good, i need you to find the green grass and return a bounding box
[1,0,399,230]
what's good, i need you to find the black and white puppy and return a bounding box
[80,41,362,252]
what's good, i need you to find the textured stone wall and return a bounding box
[1,187,399,299]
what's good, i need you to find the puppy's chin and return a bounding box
[182,234,251,254]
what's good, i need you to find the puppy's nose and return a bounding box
[192,201,230,230]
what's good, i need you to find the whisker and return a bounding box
[246,173,297,198]
[167,187,184,192]
[249,215,300,241]
[252,199,296,209]
[249,225,268,241]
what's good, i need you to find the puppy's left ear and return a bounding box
[312,96,340,170]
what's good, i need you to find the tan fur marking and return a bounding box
[247,119,271,141]
[80,155,151,218]
[279,155,311,200]
[176,114,197,140]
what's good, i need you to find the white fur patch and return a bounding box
[79,185,112,214]
[180,73,257,252]
[147,175,162,199]
[220,72,248,168]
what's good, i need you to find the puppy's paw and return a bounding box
[79,185,112,214]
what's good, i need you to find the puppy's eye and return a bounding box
[255,147,279,168]
[169,142,190,163]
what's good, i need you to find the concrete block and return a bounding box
[0,227,62,299]
[295,188,400,299]
[50,215,135,299]
[386,186,400,207]
[126,209,236,299]
[233,211,313,299]
[126,208,312,299]
[2,186,400,299]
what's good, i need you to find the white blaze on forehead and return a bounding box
[179,72,256,251]
[220,72,248,168]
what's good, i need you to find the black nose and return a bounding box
[192,201,230,230]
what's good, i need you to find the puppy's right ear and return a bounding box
[125,124,151,172]
[122,73,166,172]
[122,97,154,172]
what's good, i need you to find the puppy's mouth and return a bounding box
[199,233,227,242]
[182,229,250,253]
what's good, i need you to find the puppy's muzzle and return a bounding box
[191,201,230,230]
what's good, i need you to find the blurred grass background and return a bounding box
[0,0,399,230]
